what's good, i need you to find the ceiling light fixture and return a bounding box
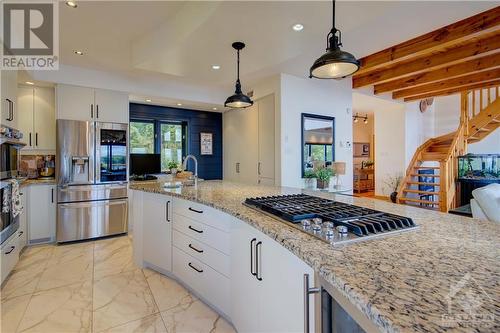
[74,50,84,55]
[65,1,77,8]
[310,0,360,79]
[212,65,220,70]
[212,107,218,111]
[292,23,304,32]
[225,42,253,109]
[353,113,368,124]
[25,81,34,85]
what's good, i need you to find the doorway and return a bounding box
[352,111,375,197]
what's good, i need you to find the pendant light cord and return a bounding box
[236,49,240,83]
[332,0,335,31]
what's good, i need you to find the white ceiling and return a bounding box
[54,1,496,107]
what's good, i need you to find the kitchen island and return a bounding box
[129,180,499,333]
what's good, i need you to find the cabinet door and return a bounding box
[142,192,172,272]
[18,187,28,249]
[94,88,129,123]
[1,233,20,284]
[222,110,240,182]
[33,87,56,151]
[56,84,94,121]
[1,70,18,128]
[28,185,56,244]
[258,94,275,184]
[17,86,34,148]
[230,219,261,333]
[259,233,314,333]
[238,105,259,184]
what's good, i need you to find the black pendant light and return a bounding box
[225,42,253,108]
[310,0,360,79]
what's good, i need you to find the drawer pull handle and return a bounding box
[188,262,203,273]
[189,244,204,253]
[18,231,24,237]
[5,246,15,254]
[188,207,203,214]
[188,225,203,234]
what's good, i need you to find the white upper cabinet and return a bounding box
[56,84,128,123]
[56,84,94,121]
[94,88,129,123]
[1,70,19,128]
[17,86,56,152]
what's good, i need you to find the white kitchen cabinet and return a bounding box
[56,84,129,123]
[231,218,314,333]
[94,88,129,123]
[1,70,19,128]
[142,192,172,273]
[1,233,20,284]
[258,94,275,184]
[18,187,28,250]
[27,184,56,244]
[223,94,275,185]
[17,86,56,152]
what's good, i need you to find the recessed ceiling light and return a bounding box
[292,23,304,32]
[66,1,77,8]
[212,65,221,70]
[145,99,152,102]
[25,81,34,85]
[212,107,217,111]
[177,103,182,106]
[74,50,84,55]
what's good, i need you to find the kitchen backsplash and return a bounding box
[20,155,55,179]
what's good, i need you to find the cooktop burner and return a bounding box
[244,194,418,245]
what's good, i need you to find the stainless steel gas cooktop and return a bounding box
[244,194,419,246]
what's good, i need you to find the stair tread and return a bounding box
[410,173,439,177]
[407,181,440,186]
[414,166,440,169]
[399,197,440,205]
[403,189,440,195]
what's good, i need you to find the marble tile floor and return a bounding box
[1,235,235,333]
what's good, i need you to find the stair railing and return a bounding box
[463,86,499,139]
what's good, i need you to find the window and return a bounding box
[129,119,187,172]
[130,121,154,153]
[160,123,184,171]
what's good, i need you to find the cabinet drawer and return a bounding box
[173,213,230,255]
[1,235,20,284]
[173,198,232,232]
[173,246,230,316]
[173,229,230,277]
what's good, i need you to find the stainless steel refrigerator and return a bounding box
[56,120,128,243]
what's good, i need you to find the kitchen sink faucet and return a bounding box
[182,155,198,187]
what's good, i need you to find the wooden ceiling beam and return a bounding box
[353,31,500,89]
[392,67,500,99]
[356,6,500,74]
[374,52,500,94]
[403,80,500,102]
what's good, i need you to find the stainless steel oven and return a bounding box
[0,182,20,245]
[0,127,24,180]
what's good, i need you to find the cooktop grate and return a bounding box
[244,194,418,244]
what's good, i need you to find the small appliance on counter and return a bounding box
[39,156,55,178]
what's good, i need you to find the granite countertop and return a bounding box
[20,178,56,185]
[129,180,500,333]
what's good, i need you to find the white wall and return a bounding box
[280,74,353,189]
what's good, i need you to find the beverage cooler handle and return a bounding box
[303,273,320,333]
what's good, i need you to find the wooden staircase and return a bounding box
[397,86,500,212]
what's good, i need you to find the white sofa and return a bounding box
[470,183,500,223]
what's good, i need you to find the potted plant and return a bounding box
[167,161,178,176]
[384,174,402,203]
[303,170,317,189]
[315,166,333,190]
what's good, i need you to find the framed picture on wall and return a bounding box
[200,132,213,155]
